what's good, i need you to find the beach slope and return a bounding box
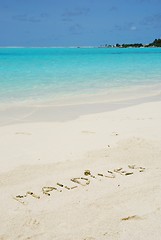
[0,101,161,240]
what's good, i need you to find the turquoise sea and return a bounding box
[0,47,161,105]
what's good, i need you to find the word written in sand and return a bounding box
[13,165,145,204]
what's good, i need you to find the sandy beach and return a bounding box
[0,95,161,240]
[1,0,161,238]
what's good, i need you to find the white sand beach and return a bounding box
[0,98,161,240]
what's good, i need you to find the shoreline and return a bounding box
[0,98,161,172]
[0,83,161,126]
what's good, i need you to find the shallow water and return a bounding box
[0,47,161,105]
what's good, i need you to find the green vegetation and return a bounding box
[147,38,161,47]
[121,43,143,48]
[102,38,161,48]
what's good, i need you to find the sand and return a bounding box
[0,98,161,240]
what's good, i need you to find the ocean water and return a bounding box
[0,47,161,105]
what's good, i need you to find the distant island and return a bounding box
[101,38,161,48]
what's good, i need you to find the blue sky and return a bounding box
[0,0,161,46]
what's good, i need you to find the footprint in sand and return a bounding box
[0,235,9,240]
[24,218,40,228]
[84,238,95,240]
[15,132,32,135]
[81,130,95,134]
[17,233,44,240]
